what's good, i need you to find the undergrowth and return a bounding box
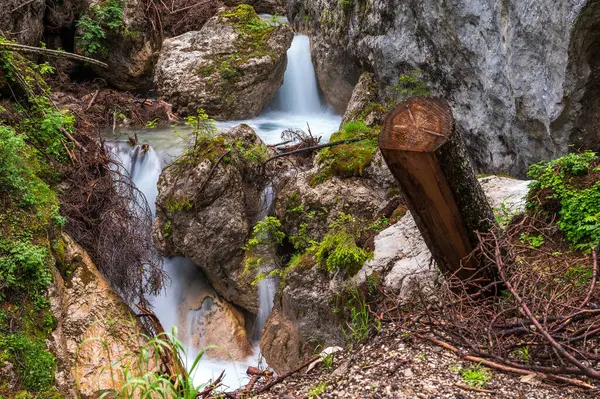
[527,151,600,250]
[76,0,125,57]
[0,41,73,397]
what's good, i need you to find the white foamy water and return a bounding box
[105,31,342,390]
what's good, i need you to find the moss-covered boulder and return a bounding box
[153,124,271,312]
[154,5,294,119]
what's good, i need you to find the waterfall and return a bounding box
[251,184,278,340]
[273,35,324,114]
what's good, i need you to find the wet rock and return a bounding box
[274,166,395,244]
[290,0,600,176]
[153,124,269,313]
[48,235,158,398]
[154,5,294,119]
[0,0,46,45]
[260,307,304,373]
[180,293,253,361]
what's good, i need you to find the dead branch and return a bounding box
[263,138,363,164]
[0,42,109,68]
[455,383,494,393]
[255,355,320,393]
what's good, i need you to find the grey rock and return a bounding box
[154,6,294,119]
[153,124,267,312]
[289,0,600,176]
[0,0,46,46]
[341,72,378,125]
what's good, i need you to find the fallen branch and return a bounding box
[85,90,100,111]
[263,138,363,164]
[455,383,494,393]
[61,127,88,153]
[580,248,598,309]
[254,355,320,393]
[420,335,595,389]
[0,42,109,68]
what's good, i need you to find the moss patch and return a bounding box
[313,121,379,184]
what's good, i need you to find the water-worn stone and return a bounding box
[341,72,378,126]
[153,124,269,313]
[179,291,253,361]
[154,5,294,119]
[48,235,158,398]
[289,0,600,176]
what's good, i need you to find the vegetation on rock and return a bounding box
[527,151,600,250]
[76,0,125,57]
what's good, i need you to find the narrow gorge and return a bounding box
[2,1,600,398]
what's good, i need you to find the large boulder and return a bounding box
[290,0,600,176]
[48,235,159,398]
[154,5,294,119]
[261,175,532,373]
[0,0,46,45]
[153,124,270,313]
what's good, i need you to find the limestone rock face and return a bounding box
[290,0,600,176]
[153,124,269,313]
[0,0,46,45]
[48,235,158,398]
[154,5,294,119]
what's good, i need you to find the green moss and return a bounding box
[314,121,378,184]
[165,197,192,213]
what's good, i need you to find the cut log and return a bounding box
[379,97,495,280]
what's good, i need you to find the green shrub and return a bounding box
[244,217,286,278]
[460,364,491,388]
[76,0,125,57]
[385,69,430,106]
[527,151,600,250]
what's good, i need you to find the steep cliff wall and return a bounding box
[288,0,600,176]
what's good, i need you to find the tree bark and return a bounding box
[379,97,495,279]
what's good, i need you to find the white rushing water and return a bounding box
[107,32,342,389]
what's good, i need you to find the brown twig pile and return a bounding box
[60,133,166,307]
[382,216,600,388]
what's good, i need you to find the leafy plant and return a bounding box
[520,233,544,248]
[308,381,328,398]
[345,288,379,342]
[512,345,530,363]
[243,217,285,281]
[385,69,430,106]
[76,0,125,57]
[91,328,215,399]
[460,364,491,388]
[527,151,600,250]
[369,216,389,232]
[314,213,372,276]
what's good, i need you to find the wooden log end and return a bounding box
[379,96,454,152]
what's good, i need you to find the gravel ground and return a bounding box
[255,323,596,399]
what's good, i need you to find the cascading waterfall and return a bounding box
[273,35,324,114]
[251,184,277,340]
[106,26,343,388]
[217,34,342,144]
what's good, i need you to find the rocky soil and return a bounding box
[255,322,593,399]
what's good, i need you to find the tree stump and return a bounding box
[379,97,495,280]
